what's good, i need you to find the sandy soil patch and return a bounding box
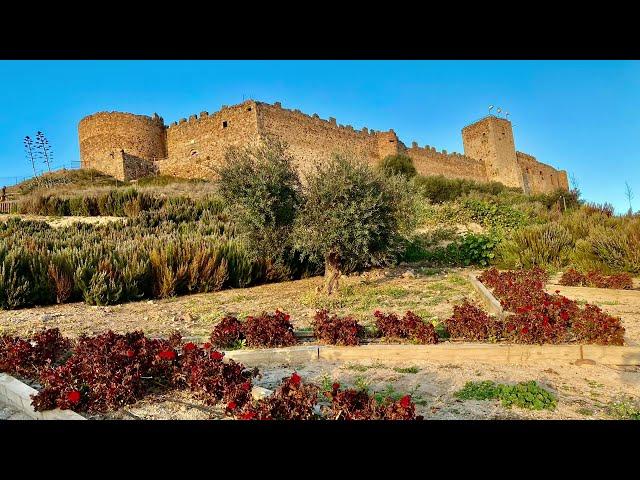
[0,213,124,228]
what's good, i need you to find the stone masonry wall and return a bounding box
[255,102,384,178]
[160,101,260,178]
[516,151,569,194]
[404,143,488,181]
[78,112,166,181]
[78,101,569,193]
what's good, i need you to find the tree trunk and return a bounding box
[324,252,341,295]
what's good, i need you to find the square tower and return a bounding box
[461,116,524,189]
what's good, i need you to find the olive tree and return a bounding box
[293,155,415,294]
[215,137,302,280]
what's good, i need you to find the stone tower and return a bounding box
[461,116,524,189]
[78,112,167,180]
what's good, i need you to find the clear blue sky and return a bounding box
[0,60,638,213]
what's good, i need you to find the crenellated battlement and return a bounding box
[78,99,568,193]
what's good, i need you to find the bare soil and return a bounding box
[0,266,479,339]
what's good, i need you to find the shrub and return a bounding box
[243,310,297,348]
[499,223,573,269]
[377,154,417,178]
[312,310,364,346]
[445,301,501,341]
[293,155,415,294]
[210,316,245,349]
[325,382,421,420]
[412,175,519,204]
[373,310,438,344]
[236,372,318,420]
[215,137,303,281]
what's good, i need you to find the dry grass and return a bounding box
[0,266,480,339]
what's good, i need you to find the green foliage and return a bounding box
[293,155,415,275]
[455,380,500,401]
[404,232,499,267]
[413,175,520,204]
[215,137,310,281]
[0,203,260,310]
[607,398,640,420]
[495,381,558,410]
[455,380,557,411]
[393,366,420,374]
[19,188,165,217]
[497,223,573,269]
[377,154,417,178]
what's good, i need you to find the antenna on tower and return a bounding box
[497,107,502,115]
[488,105,494,115]
[505,112,510,119]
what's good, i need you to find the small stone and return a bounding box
[147,300,155,305]
[402,269,416,278]
[40,314,54,322]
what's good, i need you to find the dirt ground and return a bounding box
[0,266,479,339]
[80,355,639,420]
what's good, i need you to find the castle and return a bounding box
[78,100,568,194]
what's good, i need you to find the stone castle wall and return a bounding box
[256,102,386,177]
[78,100,569,193]
[517,151,569,193]
[404,143,487,181]
[159,102,260,178]
[78,112,166,180]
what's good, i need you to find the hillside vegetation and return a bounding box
[2,149,638,311]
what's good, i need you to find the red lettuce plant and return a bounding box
[210,316,245,348]
[0,328,71,378]
[312,309,363,345]
[572,304,625,345]
[559,269,633,290]
[445,301,502,341]
[586,271,633,290]
[179,346,258,407]
[559,268,586,287]
[236,372,318,420]
[243,310,297,348]
[31,330,182,413]
[325,383,421,420]
[479,268,625,345]
[373,310,438,344]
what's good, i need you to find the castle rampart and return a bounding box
[78,100,568,194]
[78,111,166,180]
